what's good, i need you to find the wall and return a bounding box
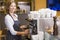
[35,0,60,16]
[35,0,46,11]
[57,11,60,16]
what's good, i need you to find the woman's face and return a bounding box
[9,2,16,13]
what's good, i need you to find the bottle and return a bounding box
[53,16,58,36]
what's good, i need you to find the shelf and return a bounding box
[0,10,4,11]
[0,0,6,14]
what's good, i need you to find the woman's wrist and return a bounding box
[16,31,25,35]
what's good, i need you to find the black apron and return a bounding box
[6,14,22,40]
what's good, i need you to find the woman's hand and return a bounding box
[19,25,29,35]
[24,29,29,35]
[20,25,27,29]
[20,29,29,36]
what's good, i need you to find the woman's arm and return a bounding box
[16,30,29,35]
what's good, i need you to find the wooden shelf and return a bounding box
[0,0,6,14]
[0,10,4,11]
[16,0,30,2]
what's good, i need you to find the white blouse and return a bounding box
[5,14,18,35]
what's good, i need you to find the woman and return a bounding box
[5,1,28,40]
